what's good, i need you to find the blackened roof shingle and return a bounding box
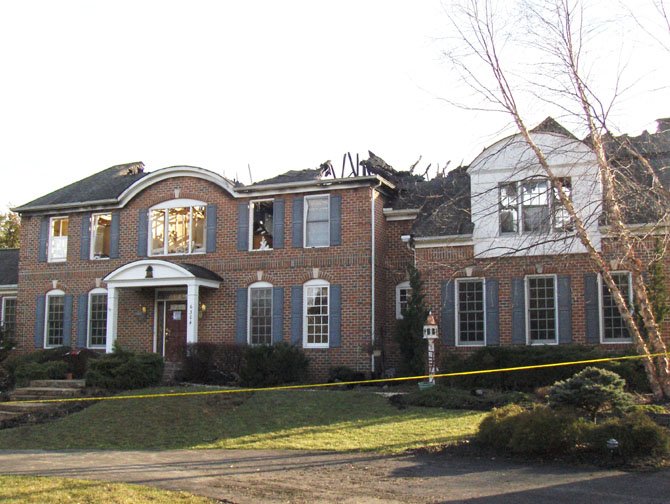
[179,263,223,282]
[0,249,19,285]
[253,168,322,186]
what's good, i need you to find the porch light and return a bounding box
[423,311,439,385]
[145,266,153,278]
[199,303,206,319]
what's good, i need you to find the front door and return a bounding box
[155,290,187,361]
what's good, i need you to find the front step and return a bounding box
[11,387,84,399]
[0,402,54,412]
[29,379,86,389]
[0,411,21,422]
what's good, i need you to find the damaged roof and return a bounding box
[14,162,147,212]
[0,249,19,286]
[253,168,322,186]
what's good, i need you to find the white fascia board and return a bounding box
[600,222,670,237]
[383,208,419,221]
[0,285,18,295]
[413,235,474,248]
[237,175,395,197]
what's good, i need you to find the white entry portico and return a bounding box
[103,260,221,354]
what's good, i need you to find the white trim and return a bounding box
[90,212,112,261]
[599,271,634,344]
[103,259,221,289]
[48,216,68,263]
[395,281,411,320]
[248,199,275,252]
[524,274,559,345]
[455,278,487,347]
[87,288,108,348]
[44,289,65,348]
[147,202,207,257]
[413,235,474,248]
[148,198,206,210]
[383,208,419,221]
[247,281,273,345]
[303,279,330,349]
[303,194,330,248]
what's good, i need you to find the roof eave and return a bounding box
[237,175,396,195]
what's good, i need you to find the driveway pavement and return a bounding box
[0,449,668,503]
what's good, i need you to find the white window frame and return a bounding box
[303,194,330,248]
[455,278,487,347]
[599,271,634,344]
[148,199,207,257]
[248,199,274,252]
[90,212,112,260]
[525,274,559,345]
[247,281,273,345]
[48,216,69,263]
[395,281,411,320]
[88,288,108,348]
[44,289,65,348]
[1,296,16,336]
[303,279,330,348]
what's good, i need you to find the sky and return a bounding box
[0,0,668,211]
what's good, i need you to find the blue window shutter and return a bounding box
[110,212,120,259]
[237,203,249,251]
[38,218,49,263]
[63,295,74,347]
[584,273,600,344]
[441,281,455,346]
[511,278,526,344]
[34,296,45,348]
[273,199,285,249]
[290,286,303,345]
[292,197,304,248]
[486,279,500,345]
[558,275,572,344]
[272,287,284,344]
[77,294,88,347]
[329,194,342,246]
[235,288,248,345]
[206,204,217,253]
[137,209,148,257]
[329,285,342,348]
[80,213,91,260]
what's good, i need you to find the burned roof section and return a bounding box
[14,162,147,212]
[0,249,19,286]
[252,168,323,186]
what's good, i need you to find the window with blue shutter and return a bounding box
[329,285,342,348]
[273,199,285,249]
[235,288,248,344]
[34,295,45,348]
[237,203,249,251]
[137,209,148,257]
[557,275,572,344]
[290,286,303,345]
[292,198,304,248]
[80,213,91,260]
[486,279,500,345]
[206,204,217,253]
[330,195,342,246]
[511,278,526,344]
[110,212,120,259]
[441,280,455,346]
[38,218,49,263]
[77,294,88,347]
[63,295,73,347]
[272,287,284,344]
[584,273,600,344]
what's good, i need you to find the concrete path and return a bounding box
[0,449,668,503]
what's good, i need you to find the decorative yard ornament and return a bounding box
[423,311,438,384]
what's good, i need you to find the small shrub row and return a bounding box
[181,343,244,385]
[441,345,649,392]
[85,349,164,390]
[3,346,101,387]
[392,385,532,411]
[477,404,670,459]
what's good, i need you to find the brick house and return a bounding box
[5,118,669,379]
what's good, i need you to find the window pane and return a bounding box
[523,206,550,232]
[249,287,272,345]
[49,217,68,261]
[91,214,112,259]
[602,273,631,341]
[552,178,573,231]
[306,197,329,247]
[522,181,550,232]
[151,210,165,255]
[305,285,329,345]
[306,222,329,247]
[168,207,189,254]
[191,206,205,253]
[458,280,485,343]
[89,293,107,347]
[251,201,274,250]
[499,184,518,233]
[397,287,411,319]
[2,298,16,339]
[46,296,65,347]
[527,277,556,342]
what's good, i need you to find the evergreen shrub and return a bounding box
[240,342,309,387]
[85,350,164,390]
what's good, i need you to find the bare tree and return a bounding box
[446,0,670,399]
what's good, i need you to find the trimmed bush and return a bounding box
[0,365,11,392]
[506,406,580,455]
[548,367,634,422]
[328,366,365,384]
[181,342,244,385]
[86,351,164,390]
[477,403,527,451]
[240,342,309,387]
[441,345,649,392]
[14,361,68,383]
[392,386,532,411]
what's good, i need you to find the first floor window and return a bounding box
[395,281,411,319]
[526,275,557,343]
[91,213,112,259]
[1,297,16,338]
[249,283,272,345]
[250,200,274,250]
[457,279,485,345]
[45,291,65,347]
[49,216,69,262]
[150,201,205,256]
[88,290,108,347]
[304,280,329,347]
[304,195,330,247]
[602,272,632,342]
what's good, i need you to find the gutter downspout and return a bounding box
[370,182,382,374]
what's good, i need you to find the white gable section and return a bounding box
[468,132,602,258]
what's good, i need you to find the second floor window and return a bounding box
[150,202,205,256]
[49,216,68,262]
[91,213,112,259]
[499,178,571,235]
[250,200,274,250]
[304,195,330,247]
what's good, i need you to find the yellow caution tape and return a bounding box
[6,351,669,405]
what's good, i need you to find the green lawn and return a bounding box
[0,475,216,503]
[0,387,486,453]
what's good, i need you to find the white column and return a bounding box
[186,282,199,344]
[105,286,119,353]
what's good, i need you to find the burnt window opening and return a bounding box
[250,200,274,250]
